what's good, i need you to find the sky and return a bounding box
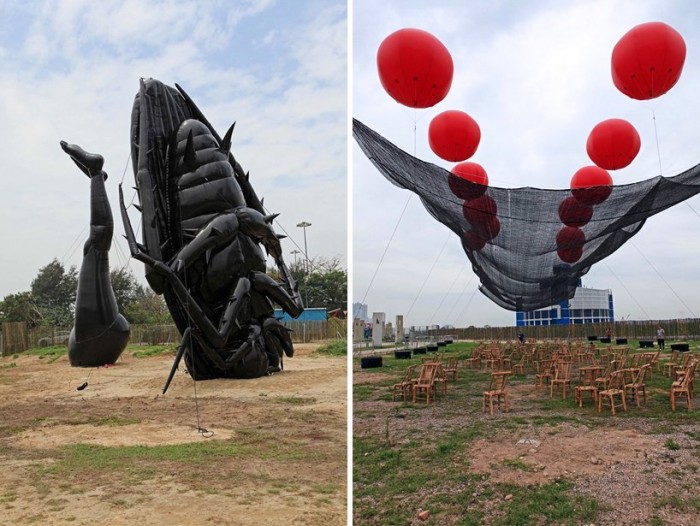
[0,0,347,300]
[353,0,700,328]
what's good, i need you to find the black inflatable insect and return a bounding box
[119,79,303,391]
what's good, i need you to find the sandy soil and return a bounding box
[0,344,347,525]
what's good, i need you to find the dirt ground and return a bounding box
[0,344,347,525]
[354,366,700,526]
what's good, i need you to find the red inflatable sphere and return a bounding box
[429,110,481,162]
[611,22,686,100]
[556,226,585,264]
[472,216,501,241]
[377,28,454,108]
[570,166,613,205]
[448,162,488,200]
[461,231,486,252]
[558,195,593,227]
[556,226,585,250]
[557,246,583,264]
[586,119,641,170]
[462,194,497,225]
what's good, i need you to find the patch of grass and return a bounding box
[0,362,17,369]
[93,416,142,427]
[665,438,681,450]
[25,346,68,362]
[273,396,317,405]
[494,479,599,526]
[502,458,533,472]
[315,339,347,356]
[130,344,177,358]
[354,384,379,401]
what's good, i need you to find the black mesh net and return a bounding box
[354,118,700,312]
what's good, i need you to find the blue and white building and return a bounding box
[516,285,614,326]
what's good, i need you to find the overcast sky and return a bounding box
[0,0,346,300]
[353,0,700,328]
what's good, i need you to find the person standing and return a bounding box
[657,325,666,350]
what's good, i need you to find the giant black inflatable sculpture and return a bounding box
[354,118,700,312]
[120,79,303,391]
[61,142,130,367]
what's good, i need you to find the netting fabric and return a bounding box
[354,118,700,311]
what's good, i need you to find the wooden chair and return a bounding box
[671,360,696,412]
[392,365,417,401]
[412,363,438,404]
[432,363,449,396]
[443,357,459,381]
[598,369,627,415]
[512,353,527,375]
[643,351,660,378]
[575,367,599,408]
[462,347,481,369]
[624,364,650,407]
[663,350,682,377]
[550,360,572,399]
[534,359,554,388]
[483,372,509,415]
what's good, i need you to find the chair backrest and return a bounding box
[488,372,508,391]
[608,369,626,389]
[678,360,697,388]
[403,364,417,381]
[633,364,650,384]
[417,363,437,383]
[554,360,572,380]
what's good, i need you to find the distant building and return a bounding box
[352,302,368,322]
[516,285,614,326]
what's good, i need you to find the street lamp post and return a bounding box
[291,249,301,267]
[296,221,311,274]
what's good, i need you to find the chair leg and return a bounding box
[490,395,494,416]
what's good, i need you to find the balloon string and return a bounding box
[651,107,663,176]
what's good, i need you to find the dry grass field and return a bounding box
[0,343,346,525]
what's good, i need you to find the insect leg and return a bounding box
[251,271,303,318]
[169,214,239,273]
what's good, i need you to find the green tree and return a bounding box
[124,289,173,324]
[110,267,146,315]
[0,291,43,328]
[30,259,77,326]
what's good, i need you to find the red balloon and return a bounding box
[429,110,481,162]
[570,166,613,205]
[556,226,585,250]
[472,216,500,241]
[556,226,585,263]
[462,194,497,224]
[377,28,454,108]
[557,246,583,264]
[462,231,486,252]
[558,196,593,227]
[611,22,686,100]
[586,119,641,170]
[448,162,488,200]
